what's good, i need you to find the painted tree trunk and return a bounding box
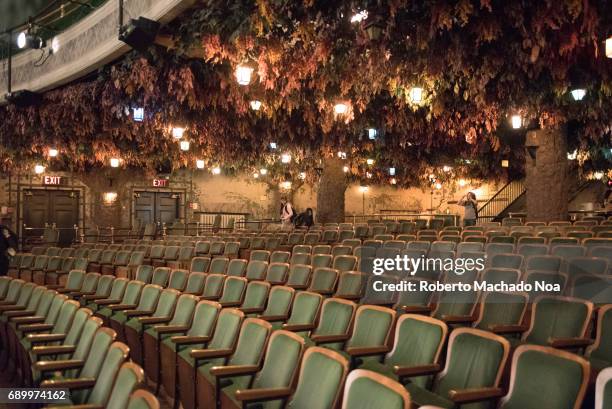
[316,157,347,223]
[525,128,569,222]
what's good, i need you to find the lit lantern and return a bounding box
[510,115,522,129]
[260,168,268,175]
[110,158,120,168]
[180,141,190,151]
[359,185,369,193]
[390,178,397,185]
[34,164,45,174]
[389,167,395,176]
[334,103,348,115]
[442,165,452,172]
[366,158,374,165]
[570,89,586,101]
[48,148,58,157]
[366,172,372,178]
[567,150,577,160]
[299,172,306,180]
[594,171,604,180]
[410,87,423,103]
[212,167,221,175]
[16,32,27,49]
[343,166,350,173]
[172,127,185,139]
[350,10,368,23]
[196,160,205,169]
[235,64,254,85]
[435,182,442,190]
[103,192,118,205]
[133,107,144,122]
[337,151,347,159]
[368,128,378,140]
[253,173,259,179]
[606,37,612,58]
[250,100,262,110]
[51,36,60,53]
[281,154,292,164]
[270,142,277,149]
[501,160,509,168]
[458,179,467,187]
[280,181,292,190]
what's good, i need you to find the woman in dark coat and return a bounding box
[0,225,18,276]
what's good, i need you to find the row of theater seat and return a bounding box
[2,263,611,408]
[0,278,160,409]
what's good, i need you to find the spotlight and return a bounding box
[281,154,292,164]
[570,89,586,101]
[337,151,347,159]
[350,10,368,23]
[110,158,120,168]
[434,182,442,190]
[250,100,262,110]
[48,148,58,157]
[235,64,254,85]
[567,150,577,160]
[180,141,190,151]
[606,37,612,58]
[34,164,45,174]
[172,127,185,139]
[253,173,259,179]
[119,17,160,52]
[50,37,60,53]
[196,160,205,169]
[17,31,45,49]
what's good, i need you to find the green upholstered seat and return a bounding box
[524,255,562,272]
[499,345,589,409]
[227,259,248,277]
[359,315,447,388]
[96,280,144,321]
[313,245,332,255]
[290,253,311,265]
[586,305,612,371]
[270,251,291,263]
[86,278,128,312]
[81,342,130,405]
[308,268,338,295]
[168,269,189,291]
[127,390,159,409]
[292,245,311,254]
[218,277,248,307]
[342,369,410,409]
[55,269,86,292]
[72,273,100,297]
[286,264,312,289]
[474,292,527,333]
[312,254,333,269]
[332,255,358,272]
[104,363,145,409]
[109,284,162,338]
[481,268,521,285]
[81,275,113,306]
[239,281,270,315]
[432,278,479,324]
[566,256,608,276]
[265,263,289,284]
[405,328,510,409]
[278,291,322,332]
[306,298,355,350]
[195,241,211,256]
[191,257,211,273]
[209,257,229,274]
[341,305,395,366]
[151,267,171,287]
[485,243,515,256]
[246,260,268,281]
[134,265,154,283]
[551,245,586,259]
[183,272,206,295]
[489,254,523,270]
[250,250,270,262]
[224,242,241,258]
[259,286,294,318]
[361,275,398,306]
[334,271,365,300]
[202,274,226,299]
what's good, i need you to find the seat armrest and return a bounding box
[171,335,210,345]
[82,294,108,301]
[311,334,350,344]
[4,309,35,318]
[448,387,505,404]
[124,309,154,317]
[107,304,138,311]
[219,301,243,308]
[94,299,121,306]
[20,323,54,333]
[281,323,315,332]
[210,364,259,378]
[488,324,528,335]
[139,316,172,325]
[401,305,434,314]
[257,314,288,322]
[346,345,390,357]
[234,387,292,403]
[13,316,45,325]
[31,345,76,357]
[394,363,441,377]
[239,307,265,314]
[548,337,593,349]
[35,359,85,373]
[441,314,476,324]
[190,348,233,359]
[155,325,189,335]
[27,333,66,344]
[334,294,361,301]
[40,377,95,390]
[0,305,26,312]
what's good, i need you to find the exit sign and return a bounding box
[43,176,62,185]
[153,179,168,187]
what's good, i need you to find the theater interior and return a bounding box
[0,1,611,408]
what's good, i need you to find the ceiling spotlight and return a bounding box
[17,31,45,49]
[250,100,262,110]
[409,87,423,103]
[343,166,350,173]
[110,158,120,168]
[334,102,348,115]
[389,167,396,176]
[211,167,221,175]
[196,160,205,169]
[180,141,190,151]
[48,148,58,158]
[366,158,375,165]
[235,64,254,85]
[260,168,268,175]
[281,153,292,164]
[34,164,45,174]
[570,89,586,101]
[368,128,378,140]
[172,127,185,139]
[350,10,368,23]
[510,115,522,129]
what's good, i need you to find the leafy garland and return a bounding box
[0,0,610,187]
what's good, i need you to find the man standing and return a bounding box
[457,192,478,227]
[0,224,18,276]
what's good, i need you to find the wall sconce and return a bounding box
[103,192,118,205]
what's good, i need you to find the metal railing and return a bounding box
[477,180,526,222]
[345,212,461,225]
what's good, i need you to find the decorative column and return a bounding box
[316,156,347,224]
[524,128,569,222]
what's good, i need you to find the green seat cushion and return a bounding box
[345,376,406,409]
[405,384,453,408]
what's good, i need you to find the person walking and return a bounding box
[0,224,18,276]
[280,197,295,230]
[458,192,478,227]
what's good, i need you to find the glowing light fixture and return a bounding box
[606,37,612,58]
[260,168,268,175]
[48,148,58,157]
[299,172,306,180]
[390,178,397,185]
[333,102,348,115]
[110,158,120,168]
[133,107,144,122]
[172,127,185,139]
[359,186,369,193]
[458,179,467,187]
[511,115,522,129]
[212,167,221,175]
[280,181,292,190]
[281,153,292,164]
[567,150,577,160]
[366,172,372,178]
[34,164,45,174]
[270,142,277,149]
[235,64,254,85]
[196,160,205,169]
[442,165,452,172]
[17,32,27,49]
[434,182,442,190]
[501,160,509,168]
[350,10,368,23]
[570,89,586,101]
[410,87,423,103]
[250,100,262,110]
[253,173,259,179]
[180,141,190,151]
[389,167,396,176]
[594,171,604,180]
[51,36,60,53]
[343,166,350,173]
[337,151,347,159]
[366,158,375,165]
[368,128,377,140]
[17,31,45,49]
[103,192,118,205]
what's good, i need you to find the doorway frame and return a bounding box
[129,186,187,229]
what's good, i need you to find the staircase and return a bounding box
[477,180,526,222]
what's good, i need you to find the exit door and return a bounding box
[134,191,180,225]
[22,189,79,246]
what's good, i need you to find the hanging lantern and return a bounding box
[250,100,262,110]
[281,154,292,164]
[34,164,45,174]
[253,173,259,179]
[196,160,205,169]
[172,127,185,139]
[501,160,509,168]
[343,166,350,173]
[48,148,58,157]
[337,151,347,159]
[333,103,348,115]
[180,141,190,151]
[606,37,612,58]
[110,158,120,168]
[390,178,397,185]
[260,168,268,175]
[103,192,118,205]
[366,158,375,165]
[368,128,378,140]
[570,89,586,101]
[299,172,306,180]
[389,167,395,176]
[211,167,221,175]
[510,115,522,129]
[235,64,254,85]
[410,87,423,103]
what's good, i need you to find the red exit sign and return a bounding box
[43,176,62,185]
[153,179,168,187]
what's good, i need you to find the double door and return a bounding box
[134,191,181,225]
[22,189,79,246]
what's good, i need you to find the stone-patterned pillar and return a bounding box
[525,128,569,222]
[316,157,347,223]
